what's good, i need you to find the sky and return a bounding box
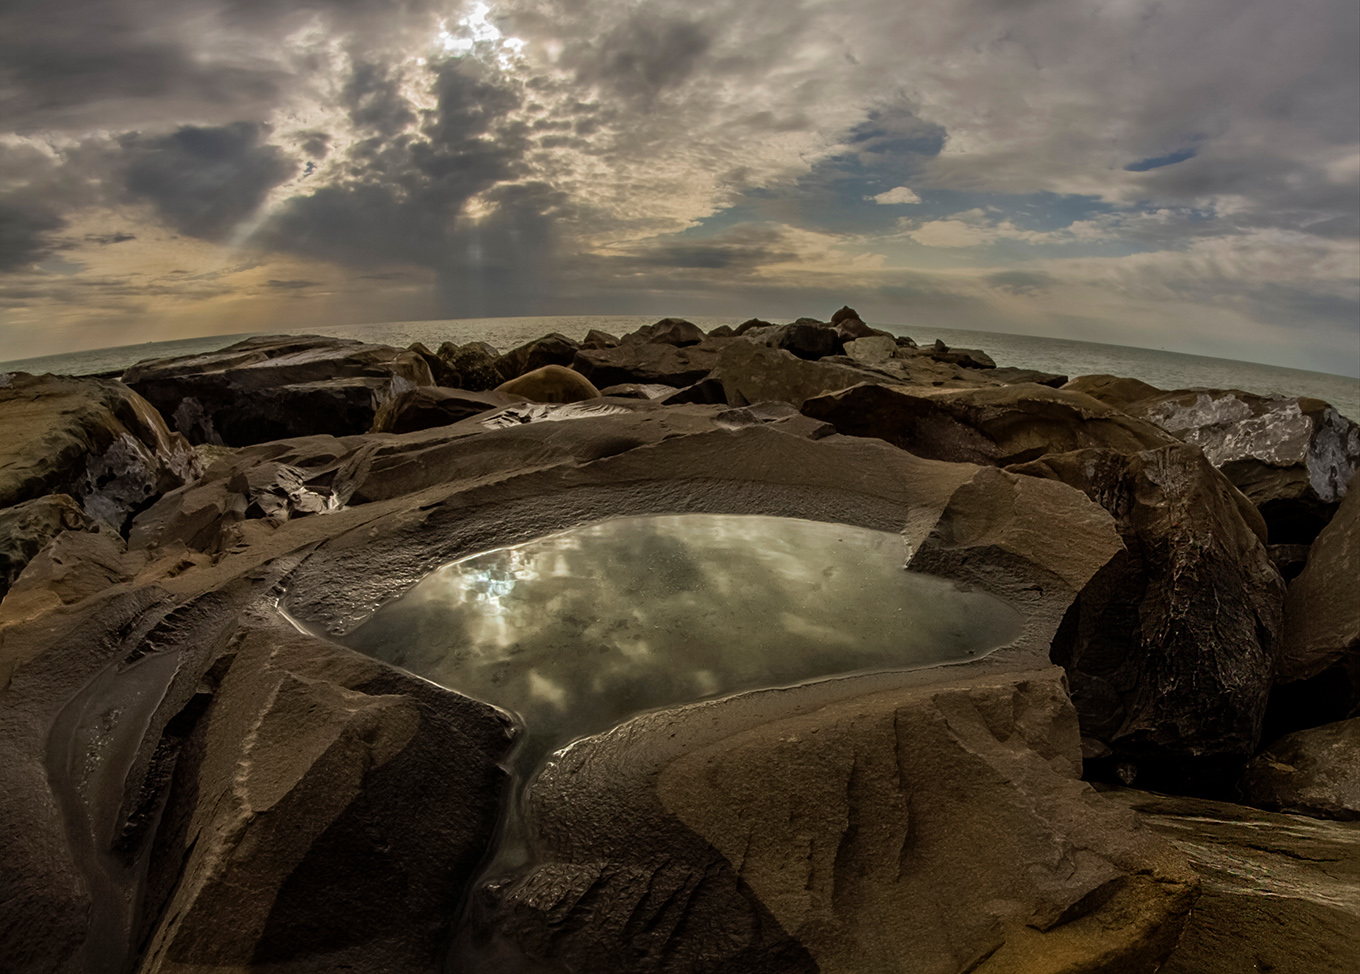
[1,0,1357,374]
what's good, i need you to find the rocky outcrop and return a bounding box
[0,372,200,532]
[620,317,706,347]
[370,386,524,434]
[1104,788,1360,974]
[437,341,503,391]
[465,668,1197,974]
[802,382,1175,466]
[0,494,93,598]
[1241,718,1360,821]
[1067,377,1360,542]
[571,338,731,388]
[123,335,433,447]
[1013,445,1284,788]
[495,363,602,403]
[137,621,515,973]
[712,342,895,409]
[407,341,461,387]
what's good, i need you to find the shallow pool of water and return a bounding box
[335,514,1022,770]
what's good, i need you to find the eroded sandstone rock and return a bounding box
[123,335,433,446]
[0,494,93,599]
[496,363,602,403]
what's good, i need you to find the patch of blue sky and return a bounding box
[1124,147,1199,172]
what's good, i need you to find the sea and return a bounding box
[3,315,1357,421]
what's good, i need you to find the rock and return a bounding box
[494,332,581,381]
[3,526,132,618]
[466,668,1196,974]
[1265,479,1360,738]
[581,328,619,349]
[620,317,706,347]
[571,338,731,388]
[829,304,861,326]
[370,386,525,434]
[834,315,878,341]
[1069,378,1360,543]
[1266,543,1311,582]
[712,342,895,409]
[802,382,1175,466]
[706,324,735,338]
[136,621,515,974]
[991,366,1068,388]
[595,383,678,400]
[0,495,93,600]
[1241,718,1360,820]
[1012,445,1285,789]
[495,364,602,403]
[438,341,503,392]
[658,376,727,405]
[734,317,776,335]
[927,343,997,369]
[407,341,461,387]
[842,335,898,365]
[1062,374,1164,411]
[123,335,433,447]
[1103,788,1360,974]
[0,372,201,532]
[737,321,842,360]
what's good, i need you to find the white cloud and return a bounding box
[870,186,920,205]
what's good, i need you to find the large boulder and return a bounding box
[1267,475,1360,734]
[0,371,200,532]
[1240,718,1360,821]
[1067,377,1360,542]
[802,382,1175,466]
[495,364,602,403]
[463,668,1197,974]
[1012,445,1285,789]
[0,494,93,599]
[571,338,731,388]
[123,335,433,447]
[1104,788,1360,974]
[137,621,515,973]
[493,332,581,380]
[620,317,706,347]
[739,320,844,360]
[712,342,895,409]
[437,340,503,391]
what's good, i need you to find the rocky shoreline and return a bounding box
[2,308,1357,973]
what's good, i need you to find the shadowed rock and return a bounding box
[0,494,93,599]
[1241,718,1360,821]
[122,335,433,447]
[620,317,706,347]
[494,333,581,381]
[572,338,732,388]
[371,386,525,434]
[437,341,503,392]
[1,372,200,532]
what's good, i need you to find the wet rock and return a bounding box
[1012,445,1285,789]
[802,382,1175,466]
[0,372,200,532]
[437,341,503,392]
[370,386,525,434]
[469,668,1196,974]
[407,341,461,387]
[494,332,581,381]
[495,364,601,403]
[1266,479,1360,737]
[1241,718,1360,820]
[123,335,433,447]
[137,621,515,974]
[620,317,706,347]
[1069,377,1360,543]
[1103,788,1360,974]
[571,338,731,388]
[0,494,93,600]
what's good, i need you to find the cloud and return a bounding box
[120,122,298,240]
[870,186,921,205]
[0,201,66,272]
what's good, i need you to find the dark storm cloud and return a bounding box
[120,122,298,239]
[86,232,138,245]
[264,278,319,289]
[0,201,66,272]
[342,61,417,137]
[987,270,1056,295]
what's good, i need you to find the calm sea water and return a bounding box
[3,315,1356,420]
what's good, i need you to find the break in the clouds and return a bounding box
[0,0,1356,374]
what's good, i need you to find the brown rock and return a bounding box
[0,372,200,532]
[0,494,93,599]
[495,364,601,404]
[571,338,730,388]
[370,386,525,434]
[123,335,433,447]
[407,341,461,387]
[620,317,706,346]
[581,328,620,349]
[1241,718,1360,820]
[712,341,890,409]
[494,332,581,380]
[437,341,503,392]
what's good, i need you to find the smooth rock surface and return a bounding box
[0,372,200,531]
[123,335,433,446]
[469,668,1197,974]
[571,338,731,388]
[1241,718,1360,820]
[495,363,602,403]
[1103,788,1360,974]
[370,386,525,433]
[1013,444,1284,786]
